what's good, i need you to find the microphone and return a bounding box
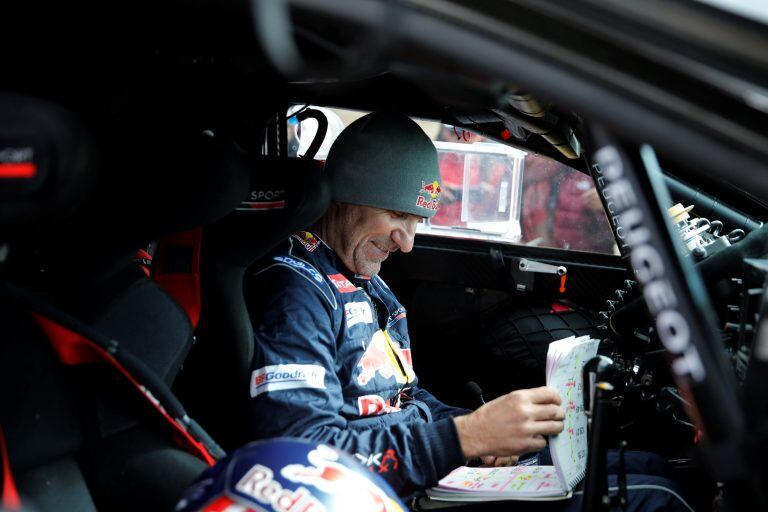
[466,381,486,408]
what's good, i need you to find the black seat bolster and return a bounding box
[0,302,96,510]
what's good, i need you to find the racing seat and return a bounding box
[38,124,248,511]
[0,94,99,510]
[0,96,249,510]
[178,156,331,450]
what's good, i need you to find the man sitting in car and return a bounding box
[245,111,690,510]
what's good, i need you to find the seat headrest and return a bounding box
[205,157,331,268]
[51,129,251,251]
[0,94,97,239]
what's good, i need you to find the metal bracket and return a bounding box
[509,258,568,292]
[518,258,567,276]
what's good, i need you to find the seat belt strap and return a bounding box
[31,313,218,466]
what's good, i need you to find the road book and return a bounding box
[427,335,600,502]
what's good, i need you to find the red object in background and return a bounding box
[431,152,467,227]
[154,229,203,329]
[0,425,20,510]
[0,163,36,179]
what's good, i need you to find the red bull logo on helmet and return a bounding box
[236,465,325,512]
[281,445,403,512]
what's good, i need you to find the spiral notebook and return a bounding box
[427,335,600,502]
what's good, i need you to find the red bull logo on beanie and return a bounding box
[250,364,326,398]
[416,180,441,211]
[421,180,442,199]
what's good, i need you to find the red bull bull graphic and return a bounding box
[356,331,415,386]
[281,445,403,512]
[293,231,321,252]
[415,180,442,212]
[421,180,442,199]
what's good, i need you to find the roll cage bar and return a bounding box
[585,127,767,510]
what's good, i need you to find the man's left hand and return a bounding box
[480,455,518,467]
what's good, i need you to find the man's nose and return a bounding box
[392,219,418,253]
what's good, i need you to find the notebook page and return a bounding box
[546,336,599,491]
[429,465,564,499]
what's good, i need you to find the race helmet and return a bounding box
[175,438,406,512]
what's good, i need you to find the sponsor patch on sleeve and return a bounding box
[344,301,374,328]
[250,364,326,398]
[327,273,357,293]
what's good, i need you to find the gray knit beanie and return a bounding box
[325,111,442,218]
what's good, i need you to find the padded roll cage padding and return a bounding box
[0,94,97,237]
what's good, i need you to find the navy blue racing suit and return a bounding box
[246,232,696,511]
[246,232,468,496]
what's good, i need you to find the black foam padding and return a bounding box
[50,130,250,252]
[17,457,97,511]
[85,425,207,512]
[92,276,194,385]
[0,94,97,236]
[0,301,84,475]
[204,156,331,268]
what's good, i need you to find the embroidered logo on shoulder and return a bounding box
[273,255,323,283]
[344,301,373,329]
[387,306,407,326]
[250,364,326,398]
[292,231,321,252]
[328,273,357,293]
[269,255,337,310]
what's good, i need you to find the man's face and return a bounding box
[328,203,423,276]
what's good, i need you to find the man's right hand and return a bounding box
[453,387,565,460]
